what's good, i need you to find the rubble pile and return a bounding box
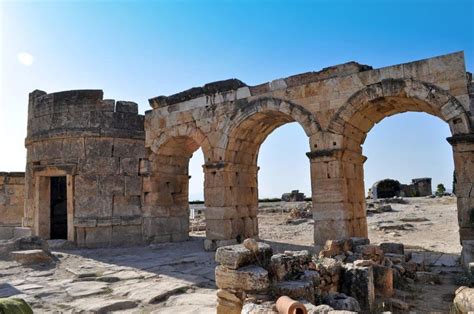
[214,237,440,313]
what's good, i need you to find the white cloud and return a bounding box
[17,52,34,66]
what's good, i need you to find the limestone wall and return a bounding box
[0,172,25,239]
[145,51,473,252]
[25,90,145,247]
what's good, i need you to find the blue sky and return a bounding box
[1,0,472,199]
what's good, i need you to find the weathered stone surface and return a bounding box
[215,265,270,292]
[373,265,394,297]
[241,301,277,314]
[341,265,374,311]
[243,238,259,253]
[354,244,384,263]
[113,274,207,304]
[323,292,361,312]
[215,242,272,269]
[274,280,315,304]
[379,242,404,255]
[453,286,474,314]
[65,282,109,298]
[307,304,334,313]
[270,250,312,281]
[69,298,138,313]
[10,250,52,265]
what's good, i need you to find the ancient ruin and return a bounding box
[282,190,306,202]
[371,177,432,199]
[23,90,146,247]
[1,51,473,268]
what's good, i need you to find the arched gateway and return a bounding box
[21,52,474,266]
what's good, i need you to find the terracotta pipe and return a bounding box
[275,296,307,314]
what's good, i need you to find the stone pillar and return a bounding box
[448,134,474,267]
[142,153,190,243]
[308,149,368,245]
[203,162,258,250]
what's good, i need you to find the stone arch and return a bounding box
[150,124,212,160]
[223,97,321,164]
[328,78,471,147]
[319,78,474,258]
[202,97,319,248]
[143,124,211,243]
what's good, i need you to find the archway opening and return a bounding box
[257,122,312,250]
[363,112,460,254]
[326,79,471,249]
[188,148,206,237]
[144,135,207,243]
[222,99,317,249]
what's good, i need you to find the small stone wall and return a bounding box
[0,172,25,239]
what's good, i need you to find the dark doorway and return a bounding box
[50,176,67,239]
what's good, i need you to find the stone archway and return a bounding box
[202,97,321,249]
[143,125,212,243]
[322,78,473,265]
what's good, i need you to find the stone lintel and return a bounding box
[32,164,77,176]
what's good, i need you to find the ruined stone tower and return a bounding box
[24,90,145,247]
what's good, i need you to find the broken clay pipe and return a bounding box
[276,296,307,314]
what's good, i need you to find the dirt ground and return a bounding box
[0,196,466,313]
[257,196,461,254]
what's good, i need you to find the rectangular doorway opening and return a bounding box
[50,176,67,239]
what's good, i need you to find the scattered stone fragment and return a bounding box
[354,245,384,263]
[323,292,361,312]
[310,304,334,313]
[380,243,404,255]
[341,265,374,311]
[400,216,430,222]
[453,286,474,314]
[243,238,259,253]
[215,243,272,269]
[373,265,394,297]
[215,265,270,292]
[217,297,243,314]
[242,301,277,314]
[274,280,315,304]
[10,250,53,265]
